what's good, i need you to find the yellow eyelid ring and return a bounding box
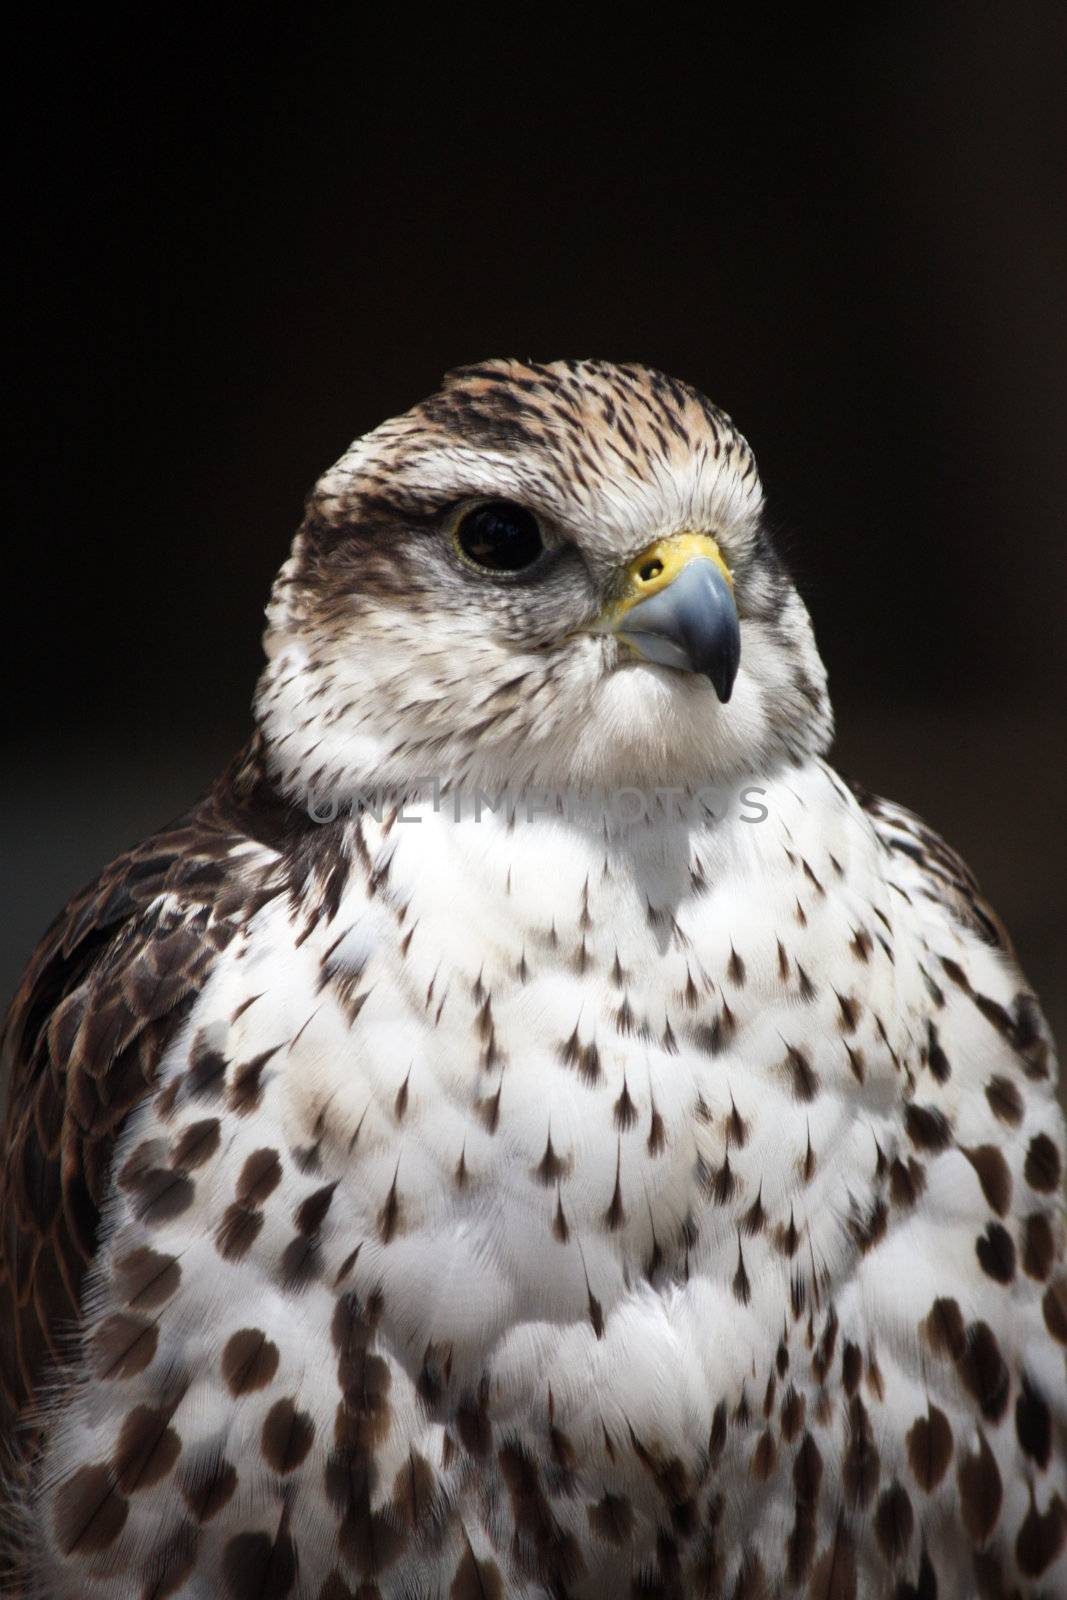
[596,531,741,704]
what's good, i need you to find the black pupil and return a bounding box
[458,501,543,572]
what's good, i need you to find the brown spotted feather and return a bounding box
[0,743,289,1482]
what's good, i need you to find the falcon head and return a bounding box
[256,360,831,803]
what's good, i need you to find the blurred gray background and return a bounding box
[6,8,1065,1105]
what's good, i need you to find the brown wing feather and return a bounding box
[0,741,288,1479]
[846,777,1015,956]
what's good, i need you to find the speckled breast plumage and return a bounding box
[22,764,1066,1598]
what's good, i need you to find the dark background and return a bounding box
[6,9,1065,1098]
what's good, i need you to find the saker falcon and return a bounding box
[1,359,1064,1598]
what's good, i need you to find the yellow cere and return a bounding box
[616,532,733,618]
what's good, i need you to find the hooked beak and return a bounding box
[596,532,741,703]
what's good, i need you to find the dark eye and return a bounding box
[454,500,545,573]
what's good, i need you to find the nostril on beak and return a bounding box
[638,560,664,583]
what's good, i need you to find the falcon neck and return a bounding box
[344,773,791,941]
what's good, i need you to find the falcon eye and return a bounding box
[454,500,545,574]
